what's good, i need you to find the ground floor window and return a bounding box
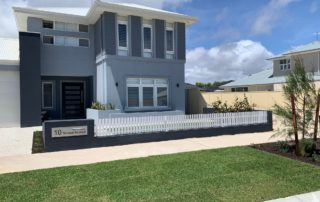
[127,78,169,108]
[42,82,54,109]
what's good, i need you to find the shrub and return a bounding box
[312,153,320,162]
[302,139,317,155]
[91,102,115,110]
[276,141,290,153]
[211,95,255,113]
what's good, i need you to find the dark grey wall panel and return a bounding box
[94,17,102,56]
[43,119,95,152]
[102,12,116,55]
[176,22,186,60]
[129,16,142,57]
[19,32,41,127]
[154,19,165,59]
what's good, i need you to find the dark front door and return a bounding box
[62,82,85,119]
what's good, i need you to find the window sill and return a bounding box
[124,107,171,113]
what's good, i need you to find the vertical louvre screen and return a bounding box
[144,27,152,50]
[118,24,127,48]
[166,30,174,51]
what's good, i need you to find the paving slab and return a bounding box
[0,130,284,174]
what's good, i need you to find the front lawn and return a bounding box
[0,147,319,202]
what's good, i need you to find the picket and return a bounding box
[95,111,268,137]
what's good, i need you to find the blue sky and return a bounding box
[1,0,320,83]
[165,0,320,55]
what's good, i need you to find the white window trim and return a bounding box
[143,24,153,53]
[126,78,169,109]
[117,21,129,51]
[42,81,54,109]
[166,27,175,54]
[280,59,291,71]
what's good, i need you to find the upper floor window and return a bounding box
[118,20,128,56]
[166,23,174,59]
[43,35,89,48]
[43,20,53,29]
[280,59,291,71]
[42,20,89,33]
[143,24,152,58]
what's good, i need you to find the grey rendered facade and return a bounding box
[14,2,196,127]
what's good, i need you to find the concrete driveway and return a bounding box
[0,126,41,158]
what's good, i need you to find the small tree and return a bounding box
[273,58,315,156]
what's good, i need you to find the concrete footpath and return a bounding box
[0,130,284,174]
[265,191,320,202]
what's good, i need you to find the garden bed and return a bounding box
[252,140,320,167]
[32,131,44,154]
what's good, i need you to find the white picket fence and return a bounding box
[95,111,268,137]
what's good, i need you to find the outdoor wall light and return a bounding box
[176,83,180,88]
[115,82,119,87]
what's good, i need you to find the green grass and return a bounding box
[0,147,319,202]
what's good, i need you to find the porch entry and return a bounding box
[62,82,85,119]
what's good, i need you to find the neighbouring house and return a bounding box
[0,0,196,127]
[222,41,320,92]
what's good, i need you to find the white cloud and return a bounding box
[0,0,190,38]
[185,40,273,84]
[251,0,295,35]
[310,0,318,14]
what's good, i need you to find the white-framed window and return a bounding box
[166,24,174,59]
[43,20,54,29]
[127,78,169,108]
[143,24,152,58]
[118,20,128,56]
[43,35,54,44]
[42,20,89,33]
[280,59,291,71]
[42,82,54,109]
[43,36,89,48]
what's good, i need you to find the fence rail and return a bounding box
[95,111,268,137]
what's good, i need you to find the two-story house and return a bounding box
[223,41,320,92]
[0,0,196,127]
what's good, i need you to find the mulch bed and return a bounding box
[32,131,45,154]
[251,140,320,167]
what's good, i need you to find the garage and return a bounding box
[0,38,20,127]
[0,69,20,127]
